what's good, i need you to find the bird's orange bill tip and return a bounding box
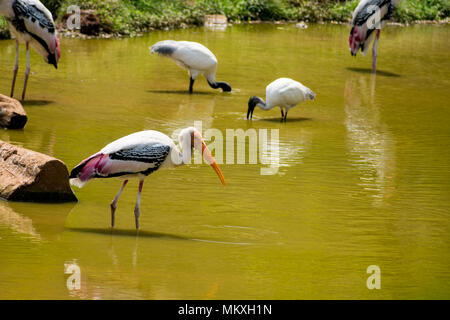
[211,161,226,186]
[200,140,226,186]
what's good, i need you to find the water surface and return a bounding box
[0,23,449,299]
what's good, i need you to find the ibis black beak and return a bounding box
[247,102,255,120]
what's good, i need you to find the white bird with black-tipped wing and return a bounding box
[349,0,401,72]
[150,40,231,94]
[247,78,316,121]
[69,127,226,229]
[0,0,60,100]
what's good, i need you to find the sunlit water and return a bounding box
[0,23,449,299]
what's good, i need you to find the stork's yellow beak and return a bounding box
[194,131,226,186]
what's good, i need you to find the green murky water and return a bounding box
[0,24,449,299]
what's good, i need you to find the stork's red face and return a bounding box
[46,37,61,69]
[349,27,361,56]
[191,131,226,186]
[55,36,61,60]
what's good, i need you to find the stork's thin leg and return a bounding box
[21,42,30,101]
[10,40,19,98]
[280,109,284,120]
[372,29,381,73]
[189,77,195,94]
[284,110,288,121]
[134,180,144,229]
[110,180,128,227]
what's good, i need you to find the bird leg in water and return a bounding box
[280,109,285,120]
[189,77,195,94]
[372,29,381,73]
[284,110,288,121]
[21,42,30,101]
[110,180,128,227]
[10,40,19,98]
[134,180,144,229]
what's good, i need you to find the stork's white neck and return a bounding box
[176,127,198,165]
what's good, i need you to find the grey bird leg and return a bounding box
[10,40,19,98]
[110,180,128,227]
[280,109,284,120]
[21,42,30,101]
[284,110,288,121]
[189,77,195,94]
[372,29,381,73]
[134,180,144,229]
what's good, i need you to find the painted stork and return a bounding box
[247,78,315,121]
[69,127,226,229]
[349,0,400,72]
[150,40,231,94]
[0,0,60,100]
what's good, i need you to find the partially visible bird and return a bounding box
[349,0,400,72]
[247,78,315,121]
[150,40,231,94]
[0,0,60,100]
[69,127,226,229]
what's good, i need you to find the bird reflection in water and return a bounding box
[344,74,397,206]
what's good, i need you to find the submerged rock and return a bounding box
[0,94,27,129]
[0,141,77,202]
[295,22,308,29]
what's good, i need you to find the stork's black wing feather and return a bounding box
[110,143,170,163]
[109,142,170,175]
[109,143,171,176]
[12,0,55,33]
[354,0,393,26]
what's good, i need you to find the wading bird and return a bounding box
[349,0,400,72]
[247,78,315,121]
[69,127,226,229]
[0,0,60,100]
[150,40,231,94]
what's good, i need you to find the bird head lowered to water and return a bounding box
[149,40,232,93]
[247,78,316,121]
[178,127,226,186]
[306,88,316,101]
[46,36,61,69]
[247,96,265,119]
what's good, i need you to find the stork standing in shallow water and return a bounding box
[247,78,315,121]
[69,127,226,229]
[0,0,60,100]
[349,0,400,72]
[150,40,231,94]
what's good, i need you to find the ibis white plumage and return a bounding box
[349,0,400,72]
[247,78,315,121]
[0,0,60,100]
[69,127,226,229]
[150,40,231,94]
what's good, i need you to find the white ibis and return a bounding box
[247,78,315,121]
[0,0,60,100]
[69,127,226,229]
[150,40,231,94]
[349,0,400,72]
